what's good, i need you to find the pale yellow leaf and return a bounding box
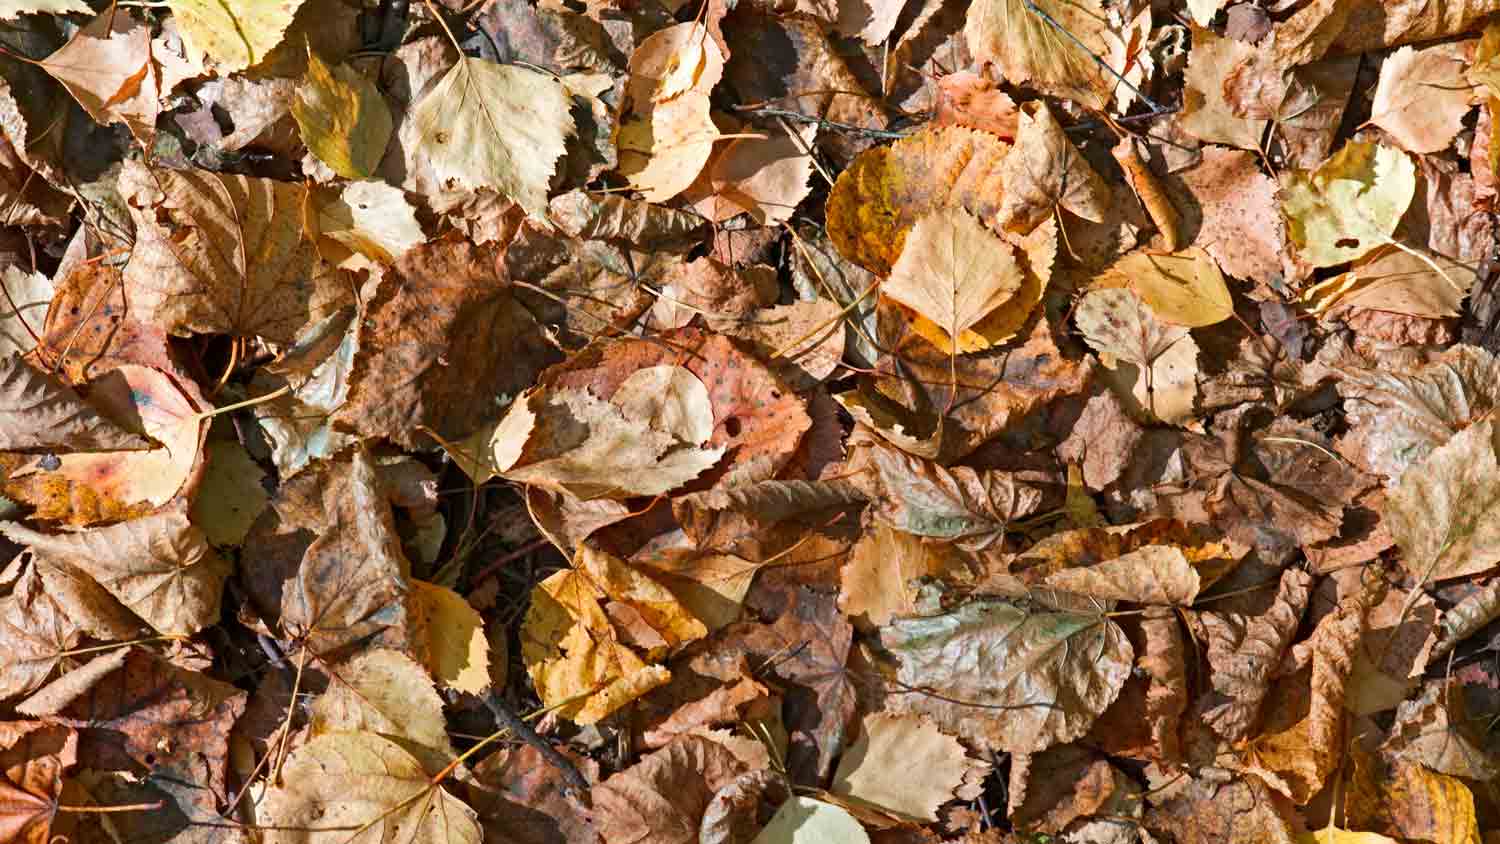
[1281,141,1416,268]
[882,207,1024,352]
[1110,247,1234,328]
[831,713,984,821]
[292,50,392,179]
[168,0,304,73]
[752,796,871,844]
[310,648,457,777]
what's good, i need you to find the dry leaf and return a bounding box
[831,713,985,821]
[592,734,746,844]
[1385,418,1500,582]
[292,51,392,180]
[1109,248,1234,328]
[690,122,816,225]
[310,648,456,777]
[1043,544,1201,605]
[1075,287,1200,425]
[1181,26,1268,150]
[1303,244,1477,320]
[0,355,150,453]
[752,796,871,844]
[407,580,491,695]
[998,100,1107,234]
[840,523,970,627]
[1369,42,1472,154]
[1196,568,1313,741]
[879,599,1133,753]
[168,0,304,72]
[965,0,1116,109]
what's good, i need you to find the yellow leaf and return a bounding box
[408,580,491,695]
[831,714,986,821]
[881,207,1024,353]
[1297,826,1398,844]
[291,50,392,180]
[1281,141,1416,268]
[964,0,1115,109]
[168,0,304,73]
[308,180,425,268]
[1109,247,1234,328]
[617,93,719,203]
[309,648,457,777]
[402,57,575,218]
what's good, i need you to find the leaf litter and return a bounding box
[1,1,1500,843]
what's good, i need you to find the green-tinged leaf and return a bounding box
[1281,141,1416,267]
[292,50,392,179]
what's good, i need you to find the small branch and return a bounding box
[482,694,593,806]
[732,105,912,140]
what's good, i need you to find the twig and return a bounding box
[482,694,593,806]
[1021,0,1164,113]
[732,105,911,140]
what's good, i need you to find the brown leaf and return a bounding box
[1009,744,1135,834]
[0,721,77,844]
[1385,418,1500,583]
[468,744,600,844]
[832,713,988,822]
[964,0,1117,109]
[36,262,176,385]
[335,237,560,448]
[1139,606,1188,763]
[869,444,1041,549]
[1345,747,1482,844]
[1384,679,1500,780]
[934,71,1018,138]
[1180,27,1266,150]
[1177,146,1303,289]
[1075,287,1199,425]
[549,191,706,250]
[592,735,747,844]
[840,523,972,628]
[1144,771,1299,844]
[1195,568,1313,742]
[1043,545,1201,606]
[0,510,229,637]
[0,355,150,452]
[119,161,350,346]
[310,648,456,777]
[997,101,1107,234]
[687,121,816,225]
[0,565,86,703]
[879,599,1133,754]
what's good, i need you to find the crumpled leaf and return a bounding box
[259,732,481,844]
[119,161,349,346]
[1196,568,1313,741]
[291,50,392,180]
[1144,771,1299,844]
[1281,141,1417,268]
[401,57,574,218]
[168,0,304,72]
[592,734,746,844]
[1346,750,1481,844]
[998,100,1107,234]
[0,355,150,452]
[1076,287,1199,425]
[1369,42,1471,154]
[0,510,230,637]
[840,524,971,628]
[1384,679,1500,780]
[1177,146,1301,289]
[1385,418,1500,582]
[831,713,986,821]
[310,648,456,777]
[868,443,1041,549]
[881,207,1025,353]
[1303,244,1477,320]
[879,599,1133,753]
[0,565,86,703]
[0,721,77,844]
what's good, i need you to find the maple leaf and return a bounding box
[402,57,575,218]
[1196,568,1313,742]
[879,599,1133,753]
[592,735,746,844]
[0,355,150,452]
[310,648,457,777]
[0,721,77,844]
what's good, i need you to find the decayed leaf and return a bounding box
[1178,146,1299,288]
[1075,287,1199,425]
[1145,771,1299,844]
[752,796,871,844]
[521,568,673,724]
[0,721,77,844]
[0,355,150,452]
[0,511,230,637]
[831,713,984,821]
[310,648,456,777]
[1430,577,1500,661]
[120,161,348,346]
[869,443,1042,549]
[3,365,206,526]
[1107,248,1234,328]
[1281,141,1417,268]
[879,599,1133,753]
[1181,26,1268,150]
[1196,568,1313,741]
[168,0,304,72]
[882,207,1025,353]
[0,566,86,703]
[292,50,392,179]
[998,100,1107,234]
[402,57,574,218]
[592,734,746,844]
[1139,606,1188,763]
[964,0,1116,109]
[260,732,480,844]
[407,580,490,695]
[1385,418,1500,582]
[1369,42,1471,154]
[1384,680,1500,780]
[840,524,970,628]
[1346,584,1436,715]
[1044,544,1201,605]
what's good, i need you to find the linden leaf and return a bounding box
[402,57,575,218]
[167,0,305,73]
[260,732,481,844]
[291,50,393,179]
[879,600,1133,753]
[881,207,1025,353]
[1281,141,1417,268]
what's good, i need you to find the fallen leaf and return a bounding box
[690,121,816,225]
[1195,568,1313,741]
[1384,679,1500,780]
[0,265,48,358]
[933,71,1019,138]
[1075,287,1199,425]
[1385,418,1500,582]
[868,443,1041,549]
[1144,771,1299,844]
[1043,544,1201,605]
[259,732,481,844]
[1303,244,1477,320]
[0,0,90,17]
[1297,826,1398,844]
[998,100,1108,234]
[0,721,77,844]
[964,0,1116,109]
[188,438,268,548]
[291,50,392,179]
[1177,146,1301,289]
[881,207,1025,353]
[0,564,87,703]
[310,648,456,777]
[840,523,971,628]
[38,10,156,138]
[617,93,719,204]
[1108,248,1234,328]
[1346,750,1481,844]
[401,57,575,218]
[119,161,349,346]
[468,744,600,844]
[0,510,230,637]
[879,599,1133,753]
[752,796,871,844]
[1281,141,1417,268]
[0,355,150,452]
[831,713,985,821]
[407,580,491,695]
[592,734,746,844]
[168,0,304,72]
[1369,42,1471,154]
